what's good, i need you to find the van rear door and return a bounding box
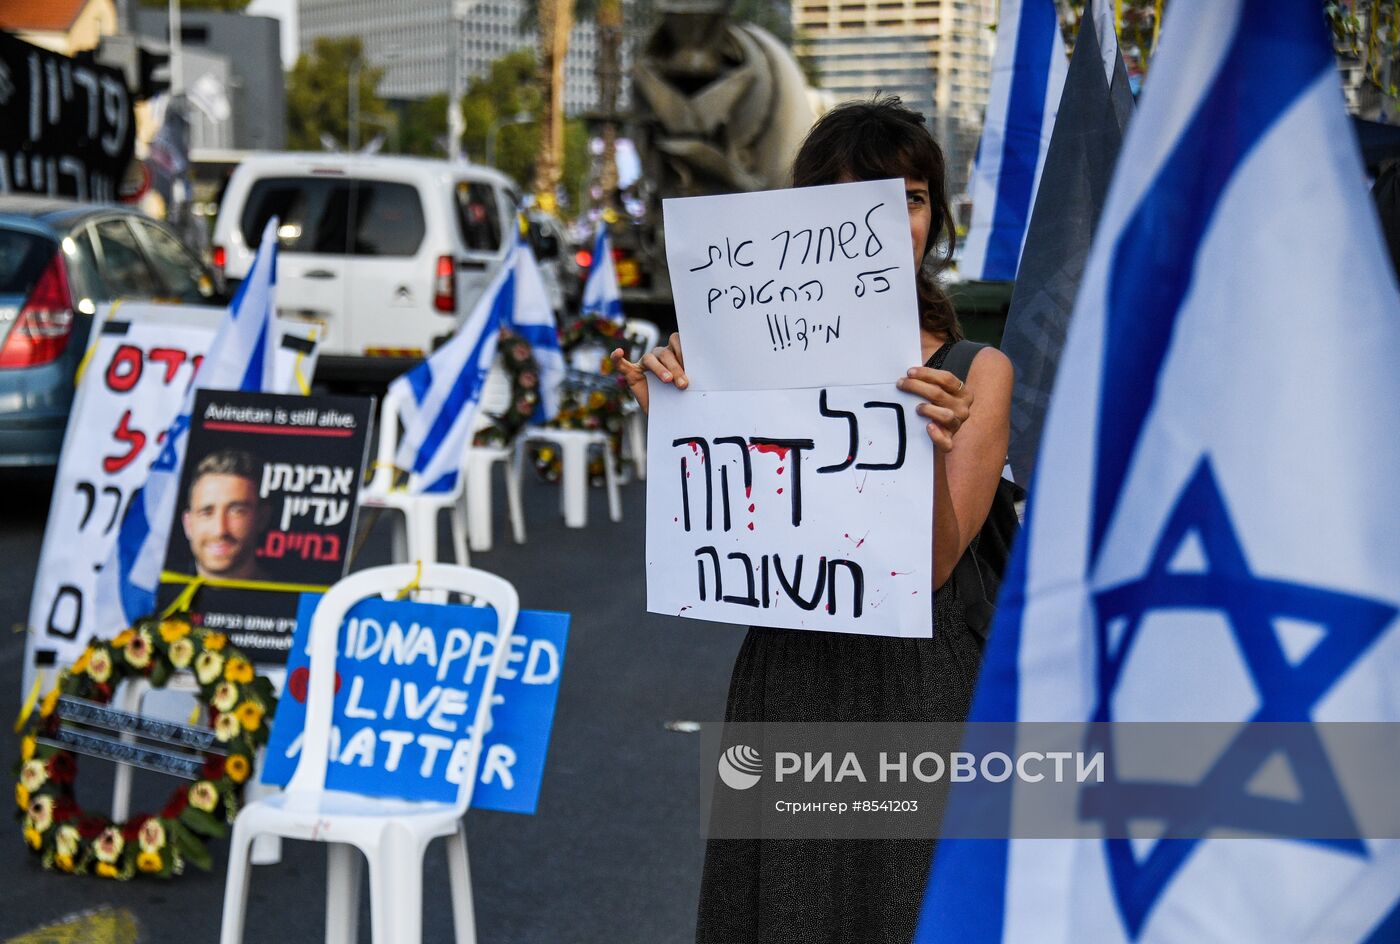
[452,179,510,320]
[342,179,434,358]
[239,176,353,355]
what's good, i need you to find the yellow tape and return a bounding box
[158,571,332,618]
[14,671,45,733]
[73,298,123,389]
[395,560,424,601]
[292,326,318,396]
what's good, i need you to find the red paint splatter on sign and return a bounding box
[748,504,755,513]
[750,442,790,459]
[747,522,755,531]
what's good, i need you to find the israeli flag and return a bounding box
[506,233,565,421]
[92,219,289,629]
[579,222,623,322]
[960,0,1068,282]
[390,253,509,493]
[918,1,1400,941]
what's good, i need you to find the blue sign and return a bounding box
[261,594,568,813]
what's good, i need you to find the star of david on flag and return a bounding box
[916,2,1400,941]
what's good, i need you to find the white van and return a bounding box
[211,154,519,385]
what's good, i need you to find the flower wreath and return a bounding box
[530,315,641,483]
[558,314,635,373]
[472,328,540,448]
[15,616,275,879]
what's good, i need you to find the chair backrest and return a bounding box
[470,361,514,438]
[285,562,520,813]
[366,384,465,498]
[625,317,661,355]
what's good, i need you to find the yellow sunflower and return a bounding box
[95,862,119,878]
[159,619,190,643]
[234,701,265,731]
[226,754,251,784]
[111,629,135,648]
[137,851,162,873]
[224,658,254,684]
[203,632,227,651]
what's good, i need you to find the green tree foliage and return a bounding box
[447,50,588,208]
[285,37,393,152]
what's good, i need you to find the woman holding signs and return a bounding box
[613,97,1014,943]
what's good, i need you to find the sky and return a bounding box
[246,0,298,68]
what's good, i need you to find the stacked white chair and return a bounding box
[514,350,622,530]
[459,363,527,553]
[359,384,468,566]
[621,318,661,480]
[218,562,520,944]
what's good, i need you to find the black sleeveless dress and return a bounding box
[694,344,986,944]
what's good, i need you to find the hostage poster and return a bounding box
[155,390,372,662]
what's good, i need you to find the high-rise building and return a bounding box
[297,0,627,116]
[792,0,997,192]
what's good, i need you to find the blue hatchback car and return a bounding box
[0,196,223,467]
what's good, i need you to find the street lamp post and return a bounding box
[447,0,475,162]
[486,111,534,168]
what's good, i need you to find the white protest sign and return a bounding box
[663,178,921,390]
[24,304,220,696]
[645,383,933,636]
[23,305,320,697]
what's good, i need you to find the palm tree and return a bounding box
[532,0,575,211]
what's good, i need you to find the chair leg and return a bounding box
[445,822,477,944]
[218,818,258,944]
[559,437,589,528]
[389,509,408,564]
[629,412,647,481]
[504,453,526,544]
[603,442,622,523]
[325,842,363,944]
[369,827,423,944]
[466,454,494,553]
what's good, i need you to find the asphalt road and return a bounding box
[0,467,743,943]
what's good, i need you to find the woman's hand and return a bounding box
[610,332,688,414]
[896,366,974,452]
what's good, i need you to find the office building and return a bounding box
[793,0,997,192]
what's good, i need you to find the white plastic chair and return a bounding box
[621,318,661,481]
[360,384,468,566]
[218,563,519,944]
[514,406,622,529]
[459,363,526,553]
[111,669,287,865]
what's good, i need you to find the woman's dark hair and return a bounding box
[790,96,961,341]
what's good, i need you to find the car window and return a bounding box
[454,181,502,253]
[241,177,353,255]
[351,181,425,256]
[62,229,104,310]
[0,228,53,295]
[92,219,161,298]
[137,221,217,302]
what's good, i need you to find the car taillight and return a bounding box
[0,251,75,369]
[433,255,456,313]
[575,249,592,269]
[211,245,226,275]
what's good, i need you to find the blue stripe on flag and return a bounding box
[984,0,1059,277]
[239,326,268,392]
[115,496,154,624]
[406,362,433,404]
[411,273,512,474]
[1089,0,1331,564]
[913,502,1032,943]
[511,323,559,351]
